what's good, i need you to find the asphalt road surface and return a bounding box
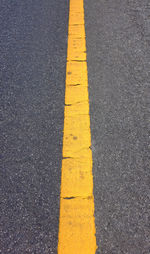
[0,0,150,253]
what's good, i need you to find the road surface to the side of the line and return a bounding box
[0,1,69,253]
[85,0,150,253]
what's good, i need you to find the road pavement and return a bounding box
[85,0,150,253]
[1,1,69,253]
[0,0,149,253]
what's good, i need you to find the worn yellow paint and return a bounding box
[58,0,97,253]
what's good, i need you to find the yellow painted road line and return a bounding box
[58,0,97,253]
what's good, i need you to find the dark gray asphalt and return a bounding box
[85,0,150,253]
[0,0,150,254]
[0,0,69,253]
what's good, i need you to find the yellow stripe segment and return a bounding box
[58,0,97,253]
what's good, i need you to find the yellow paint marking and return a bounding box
[58,0,97,253]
